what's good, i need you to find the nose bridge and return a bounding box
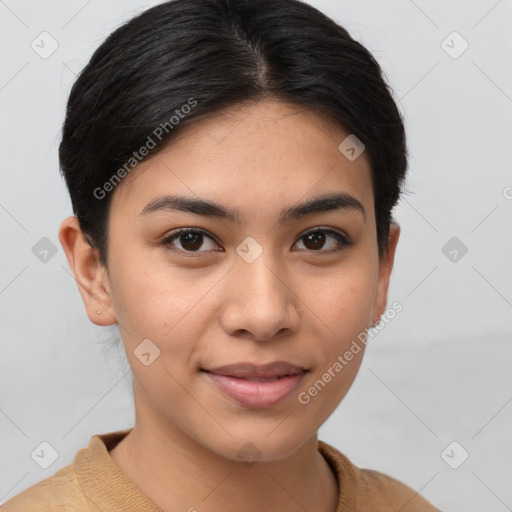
[221,243,299,340]
[240,251,283,300]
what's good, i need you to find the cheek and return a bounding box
[109,252,216,337]
[109,263,209,395]
[307,258,377,335]
[295,298,370,431]
[295,258,376,407]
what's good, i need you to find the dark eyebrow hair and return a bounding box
[139,192,366,223]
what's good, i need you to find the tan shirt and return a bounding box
[2,429,440,511]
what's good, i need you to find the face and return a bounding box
[63,99,399,462]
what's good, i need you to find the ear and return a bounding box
[371,223,400,326]
[58,216,117,326]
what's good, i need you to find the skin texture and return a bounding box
[59,99,400,512]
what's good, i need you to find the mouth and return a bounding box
[201,361,308,408]
[201,361,308,379]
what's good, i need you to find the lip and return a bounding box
[201,361,308,408]
[203,361,307,379]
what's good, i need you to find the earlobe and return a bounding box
[58,216,117,326]
[371,223,400,326]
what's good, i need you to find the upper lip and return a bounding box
[202,361,308,379]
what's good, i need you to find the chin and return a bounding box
[204,430,311,465]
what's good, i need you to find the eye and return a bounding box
[161,229,222,254]
[161,226,351,256]
[293,227,351,253]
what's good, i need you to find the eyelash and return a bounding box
[160,226,352,256]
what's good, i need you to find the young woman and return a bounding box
[3,0,440,510]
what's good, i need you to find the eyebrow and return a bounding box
[139,192,366,223]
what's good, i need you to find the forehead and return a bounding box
[110,99,373,217]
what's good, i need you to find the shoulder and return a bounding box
[318,440,441,512]
[357,468,440,512]
[2,463,88,511]
[2,428,142,512]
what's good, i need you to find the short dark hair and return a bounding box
[59,0,407,268]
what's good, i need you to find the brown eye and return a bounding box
[303,231,327,250]
[162,229,220,253]
[294,228,350,253]
[180,231,203,251]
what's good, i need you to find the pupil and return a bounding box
[182,232,202,251]
[305,232,325,250]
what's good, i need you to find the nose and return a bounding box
[218,252,300,342]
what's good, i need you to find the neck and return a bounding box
[109,398,339,512]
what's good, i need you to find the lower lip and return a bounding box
[203,371,306,408]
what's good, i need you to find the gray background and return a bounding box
[1,0,511,510]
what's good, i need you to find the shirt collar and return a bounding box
[74,429,354,511]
